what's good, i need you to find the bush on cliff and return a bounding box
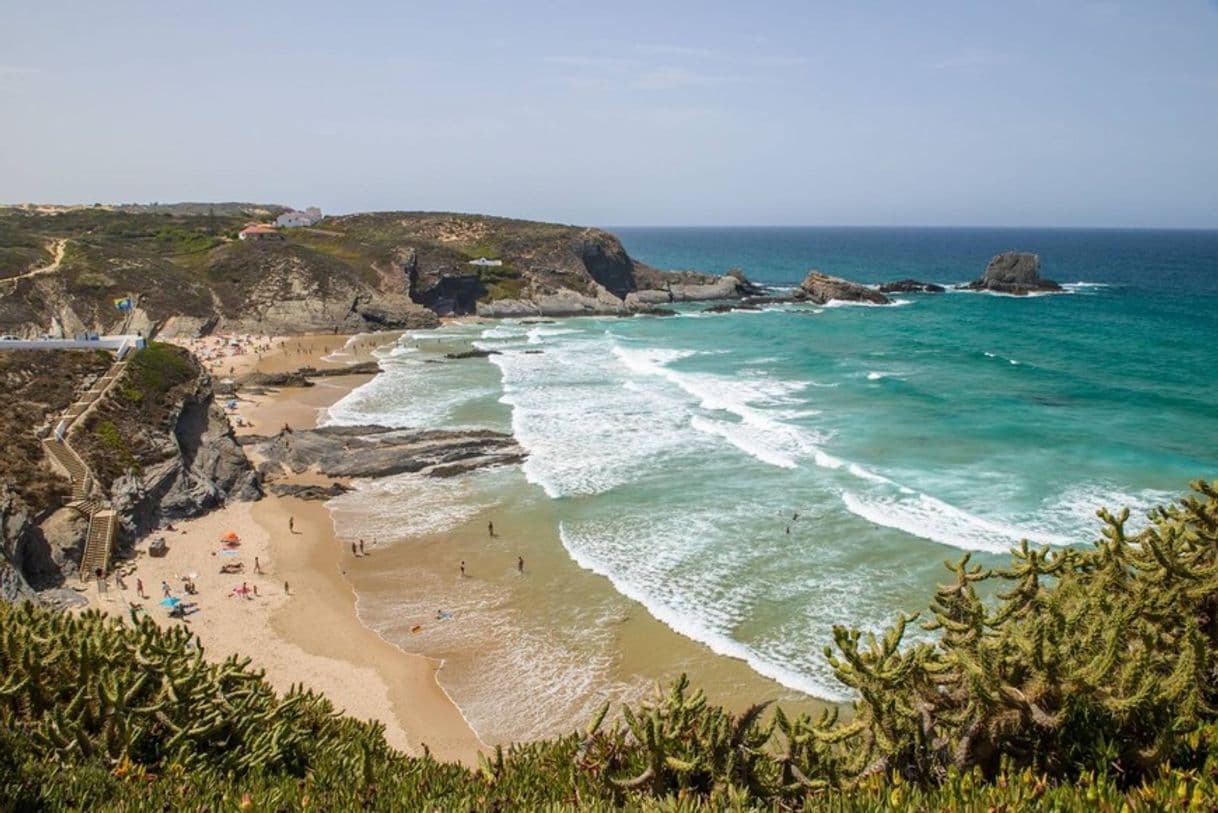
[2,481,1217,810]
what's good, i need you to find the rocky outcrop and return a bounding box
[253,425,525,480]
[1,488,42,603]
[878,279,945,294]
[108,386,261,541]
[963,252,1061,295]
[798,271,891,305]
[268,482,351,500]
[239,362,381,388]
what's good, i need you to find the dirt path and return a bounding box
[2,239,67,285]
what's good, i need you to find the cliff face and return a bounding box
[72,344,261,541]
[0,208,746,336]
[0,344,261,601]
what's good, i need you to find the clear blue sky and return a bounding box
[2,1,1217,227]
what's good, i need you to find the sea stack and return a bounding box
[963,252,1062,295]
[798,270,891,305]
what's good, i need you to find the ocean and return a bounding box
[322,227,1218,740]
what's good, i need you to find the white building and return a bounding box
[468,257,503,267]
[275,206,323,228]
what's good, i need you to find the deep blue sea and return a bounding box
[329,227,1218,707]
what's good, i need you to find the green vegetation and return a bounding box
[3,482,1218,810]
[91,420,137,475]
[119,342,196,406]
[74,343,200,490]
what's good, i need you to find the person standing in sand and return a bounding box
[488,521,495,538]
[460,561,466,577]
[288,515,295,533]
[517,556,524,574]
[359,538,365,555]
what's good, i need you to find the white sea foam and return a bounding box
[689,415,797,469]
[558,520,853,701]
[840,490,1075,554]
[820,298,912,308]
[327,470,501,541]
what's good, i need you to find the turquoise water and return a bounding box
[330,227,1218,701]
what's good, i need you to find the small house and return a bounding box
[239,225,283,241]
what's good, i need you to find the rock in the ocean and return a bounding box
[963,252,1061,295]
[799,271,891,305]
[878,279,945,294]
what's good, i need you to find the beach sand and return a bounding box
[86,332,485,764]
[86,326,826,763]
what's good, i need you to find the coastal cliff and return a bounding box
[0,206,748,337]
[0,344,259,601]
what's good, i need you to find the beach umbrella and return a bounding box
[222,530,240,543]
[160,596,180,607]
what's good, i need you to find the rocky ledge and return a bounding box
[239,362,382,388]
[878,279,945,294]
[797,271,891,305]
[962,252,1062,295]
[252,425,525,480]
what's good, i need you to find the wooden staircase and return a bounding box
[79,510,117,580]
[40,349,134,581]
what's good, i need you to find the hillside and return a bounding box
[0,207,747,338]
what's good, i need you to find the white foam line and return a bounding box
[557,522,851,702]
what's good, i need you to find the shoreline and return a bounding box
[90,324,828,758]
[85,332,487,764]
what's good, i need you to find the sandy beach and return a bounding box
[84,332,485,765]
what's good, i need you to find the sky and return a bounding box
[2,1,1217,228]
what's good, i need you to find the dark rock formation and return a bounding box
[239,362,381,388]
[878,279,946,294]
[268,482,352,501]
[799,271,891,305]
[445,349,500,359]
[1,488,42,603]
[962,252,1062,295]
[704,303,762,313]
[252,425,525,480]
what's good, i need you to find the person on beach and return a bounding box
[284,581,290,595]
[136,577,146,599]
[786,526,790,535]
[460,561,466,577]
[254,556,262,574]
[517,556,524,574]
[95,568,106,595]
[488,521,495,537]
[288,515,295,533]
[161,581,171,598]
[359,539,365,555]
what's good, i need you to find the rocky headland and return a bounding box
[962,251,1062,295]
[0,207,756,338]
